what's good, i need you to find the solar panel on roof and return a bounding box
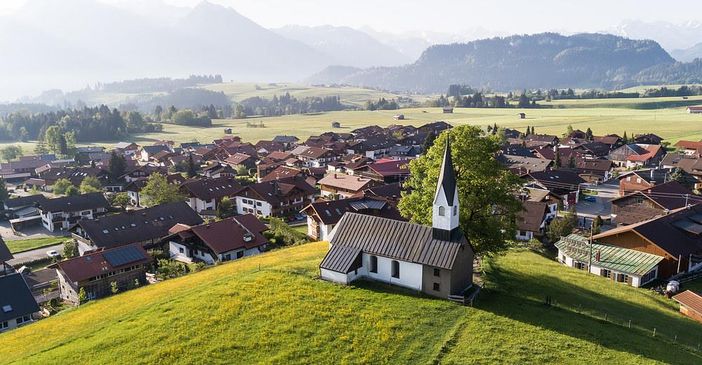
[103,246,146,267]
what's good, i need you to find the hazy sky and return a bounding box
[3,0,702,34]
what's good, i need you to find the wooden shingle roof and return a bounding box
[328,213,466,270]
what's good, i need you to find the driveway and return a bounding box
[8,244,64,266]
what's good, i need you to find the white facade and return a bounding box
[235,196,272,217]
[320,246,424,291]
[556,249,658,288]
[41,208,102,232]
[128,190,140,206]
[307,216,334,241]
[188,197,216,213]
[0,314,34,333]
[168,241,263,265]
[515,230,535,241]
[432,184,460,233]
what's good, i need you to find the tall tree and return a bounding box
[187,153,197,178]
[79,176,102,194]
[585,127,593,141]
[108,151,127,179]
[398,126,522,256]
[422,133,436,152]
[0,145,23,162]
[0,178,9,203]
[140,173,185,207]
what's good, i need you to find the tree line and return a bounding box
[235,93,345,118]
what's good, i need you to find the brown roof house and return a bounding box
[515,201,550,241]
[167,214,268,265]
[180,177,243,214]
[301,196,404,241]
[0,270,40,332]
[611,181,702,226]
[54,244,151,306]
[672,290,702,323]
[233,176,316,219]
[318,173,379,199]
[319,138,475,300]
[594,204,702,278]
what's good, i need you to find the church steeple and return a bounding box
[432,135,460,241]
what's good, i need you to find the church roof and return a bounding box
[435,136,457,204]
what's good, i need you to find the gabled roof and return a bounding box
[302,197,404,225]
[673,290,702,315]
[0,273,39,322]
[4,194,48,209]
[319,245,362,274]
[526,170,585,194]
[328,213,468,270]
[182,215,268,254]
[260,166,303,182]
[273,135,300,143]
[594,204,702,258]
[517,201,548,232]
[366,159,411,177]
[38,192,110,213]
[141,145,170,155]
[74,202,204,249]
[555,234,663,276]
[55,244,151,283]
[224,153,254,166]
[297,147,334,159]
[498,154,552,175]
[435,138,457,204]
[180,177,242,201]
[612,181,702,211]
[237,177,315,205]
[318,174,375,192]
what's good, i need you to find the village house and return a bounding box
[522,187,561,218]
[672,290,702,323]
[593,134,623,149]
[0,269,40,333]
[608,143,665,168]
[259,165,305,182]
[180,177,243,214]
[224,153,257,171]
[319,139,475,300]
[201,162,236,179]
[498,154,553,176]
[555,234,663,288]
[114,142,140,156]
[634,133,663,145]
[70,201,204,254]
[233,177,316,218]
[346,137,396,159]
[515,201,550,241]
[272,135,300,149]
[617,168,671,196]
[594,204,702,278]
[38,193,110,232]
[524,170,585,208]
[167,214,268,264]
[301,196,404,241]
[295,147,340,168]
[353,159,412,183]
[611,181,702,226]
[574,159,613,182]
[0,155,57,179]
[54,244,151,306]
[318,173,378,199]
[139,145,171,162]
[674,140,702,156]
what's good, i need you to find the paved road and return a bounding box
[8,244,64,266]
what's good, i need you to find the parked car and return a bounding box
[46,250,60,258]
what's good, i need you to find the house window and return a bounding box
[439,206,445,216]
[616,273,629,283]
[433,282,441,291]
[453,206,457,216]
[600,269,611,278]
[370,256,378,273]
[0,321,7,329]
[179,247,184,254]
[237,251,244,259]
[574,262,588,271]
[391,260,400,278]
[433,268,441,277]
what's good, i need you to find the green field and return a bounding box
[201,82,431,107]
[5,236,66,253]
[1,242,700,364]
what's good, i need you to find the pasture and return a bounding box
[0,242,700,364]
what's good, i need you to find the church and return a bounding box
[319,138,474,299]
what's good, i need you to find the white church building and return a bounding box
[319,137,475,299]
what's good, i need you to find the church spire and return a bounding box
[432,134,460,241]
[434,135,457,205]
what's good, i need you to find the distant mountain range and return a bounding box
[309,33,702,93]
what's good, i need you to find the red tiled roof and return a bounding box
[673,290,702,315]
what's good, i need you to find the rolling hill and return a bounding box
[1,241,700,364]
[308,33,702,93]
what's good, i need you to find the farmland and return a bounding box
[0,242,700,364]
[4,91,702,154]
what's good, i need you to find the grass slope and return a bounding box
[1,243,701,364]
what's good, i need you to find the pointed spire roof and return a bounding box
[435,135,457,205]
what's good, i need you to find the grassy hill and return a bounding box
[1,242,701,364]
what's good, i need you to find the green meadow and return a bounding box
[1,242,700,364]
